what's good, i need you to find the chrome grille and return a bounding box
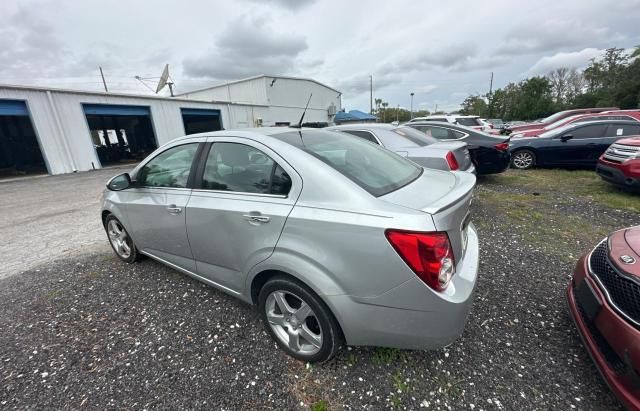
[603,143,640,163]
[589,240,640,327]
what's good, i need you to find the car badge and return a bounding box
[620,255,636,265]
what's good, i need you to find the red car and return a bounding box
[597,136,640,190]
[505,107,619,135]
[567,227,640,410]
[512,110,640,138]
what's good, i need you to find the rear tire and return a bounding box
[511,149,536,170]
[105,215,140,263]
[258,276,342,363]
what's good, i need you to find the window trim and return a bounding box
[132,141,204,190]
[193,140,293,199]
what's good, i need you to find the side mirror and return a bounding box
[560,134,573,142]
[107,173,132,191]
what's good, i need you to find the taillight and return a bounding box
[445,151,459,170]
[494,142,509,151]
[385,230,455,292]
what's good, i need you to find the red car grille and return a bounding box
[589,241,640,327]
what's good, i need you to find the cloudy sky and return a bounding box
[2,0,639,112]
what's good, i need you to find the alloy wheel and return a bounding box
[513,151,534,169]
[107,219,132,259]
[265,290,323,355]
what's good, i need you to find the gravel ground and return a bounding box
[0,173,633,410]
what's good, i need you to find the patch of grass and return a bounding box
[392,371,411,393]
[310,400,329,411]
[44,289,61,300]
[373,347,405,365]
[431,373,465,397]
[475,186,613,262]
[483,169,640,213]
[346,352,357,366]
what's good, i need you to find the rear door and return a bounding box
[126,141,203,270]
[185,138,302,293]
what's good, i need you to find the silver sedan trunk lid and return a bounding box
[380,169,476,263]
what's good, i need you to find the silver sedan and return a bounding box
[326,124,475,173]
[102,127,479,362]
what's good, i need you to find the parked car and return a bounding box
[566,226,640,410]
[405,121,511,175]
[487,119,505,129]
[326,124,475,173]
[597,136,640,190]
[504,107,619,135]
[408,115,490,132]
[508,120,640,169]
[102,127,479,363]
[511,110,640,138]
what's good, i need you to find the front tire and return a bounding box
[511,149,536,170]
[105,215,140,263]
[258,276,342,363]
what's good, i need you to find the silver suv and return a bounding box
[102,128,479,362]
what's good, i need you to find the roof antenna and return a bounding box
[291,93,312,128]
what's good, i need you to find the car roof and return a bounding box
[327,123,396,130]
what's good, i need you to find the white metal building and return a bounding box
[0,75,341,176]
[179,75,341,127]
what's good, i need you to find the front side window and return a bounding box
[272,130,421,197]
[392,127,437,146]
[570,124,608,139]
[137,143,198,188]
[201,143,291,195]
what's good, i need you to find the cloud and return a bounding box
[416,85,437,94]
[244,0,316,10]
[183,16,307,80]
[496,19,617,57]
[526,48,604,75]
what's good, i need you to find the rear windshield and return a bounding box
[272,130,422,197]
[456,117,481,126]
[392,127,438,146]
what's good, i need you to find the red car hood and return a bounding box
[615,136,640,147]
[608,226,640,277]
[508,123,544,132]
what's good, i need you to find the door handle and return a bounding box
[167,205,182,214]
[243,214,270,223]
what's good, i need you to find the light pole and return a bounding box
[410,92,415,119]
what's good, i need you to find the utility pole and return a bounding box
[410,92,415,119]
[488,71,494,118]
[435,103,438,114]
[369,75,373,115]
[99,66,108,92]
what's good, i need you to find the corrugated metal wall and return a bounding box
[0,87,263,175]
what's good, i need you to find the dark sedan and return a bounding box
[405,121,511,175]
[508,120,640,169]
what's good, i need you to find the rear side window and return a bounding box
[392,127,437,146]
[272,130,421,197]
[415,126,464,140]
[200,143,291,195]
[340,130,379,144]
[456,117,480,126]
[606,124,640,137]
[137,143,199,188]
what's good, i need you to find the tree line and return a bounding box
[459,47,640,121]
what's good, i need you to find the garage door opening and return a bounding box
[181,108,222,135]
[83,104,157,167]
[0,100,47,177]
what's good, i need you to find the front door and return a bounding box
[544,124,608,166]
[186,139,301,293]
[125,142,201,271]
